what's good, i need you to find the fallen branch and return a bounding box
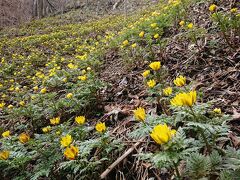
[112,0,123,10]
[100,137,145,179]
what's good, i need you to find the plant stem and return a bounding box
[189,107,211,153]
[215,12,234,50]
[189,107,198,122]
[173,161,181,179]
[199,128,211,153]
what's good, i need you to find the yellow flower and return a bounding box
[149,61,161,71]
[63,78,67,83]
[40,88,47,94]
[2,130,10,138]
[67,63,78,69]
[66,93,73,99]
[61,134,73,147]
[134,107,146,121]
[78,75,87,81]
[209,4,217,12]
[151,23,157,28]
[75,116,86,125]
[33,86,38,91]
[171,91,197,107]
[187,23,193,29]
[179,20,185,26]
[64,145,79,160]
[86,67,91,71]
[230,8,237,13]
[8,105,13,109]
[0,102,5,108]
[131,43,137,48]
[19,101,25,106]
[139,31,145,38]
[174,75,186,87]
[147,79,156,88]
[9,86,14,91]
[42,126,51,133]
[95,122,106,133]
[56,131,61,135]
[122,40,129,46]
[0,151,10,160]
[213,108,221,114]
[154,33,159,39]
[142,70,150,78]
[15,87,20,92]
[163,87,172,96]
[150,124,176,145]
[50,117,60,125]
[19,133,30,144]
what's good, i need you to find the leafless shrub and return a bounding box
[0,0,33,28]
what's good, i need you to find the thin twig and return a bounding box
[100,137,145,179]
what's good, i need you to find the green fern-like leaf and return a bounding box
[185,152,211,179]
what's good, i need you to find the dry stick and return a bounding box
[100,137,145,179]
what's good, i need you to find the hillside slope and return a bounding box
[0,0,240,179]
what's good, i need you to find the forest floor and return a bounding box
[0,0,240,179]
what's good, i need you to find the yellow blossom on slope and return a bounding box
[75,116,86,125]
[133,107,146,121]
[213,108,221,114]
[19,133,30,144]
[33,86,38,91]
[131,43,137,48]
[0,151,10,160]
[139,31,145,38]
[62,78,67,83]
[150,23,157,28]
[209,4,217,12]
[19,101,25,106]
[61,134,72,147]
[40,88,47,94]
[122,40,129,46]
[174,75,186,87]
[2,130,10,138]
[154,33,159,39]
[66,93,73,99]
[230,8,238,13]
[67,63,78,69]
[147,79,156,88]
[8,105,13,109]
[64,145,79,160]
[187,23,194,29]
[15,87,20,92]
[171,91,197,107]
[42,126,51,133]
[179,20,185,26]
[50,117,60,125]
[150,124,176,145]
[142,70,150,78]
[149,61,161,71]
[78,75,87,81]
[95,122,106,133]
[0,102,5,108]
[163,87,172,96]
